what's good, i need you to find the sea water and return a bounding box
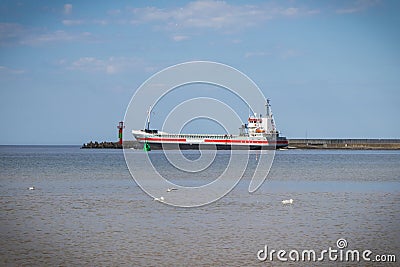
[0,146,399,266]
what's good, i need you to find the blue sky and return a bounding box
[0,0,399,144]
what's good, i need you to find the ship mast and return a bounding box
[265,99,271,117]
[146,105,152,131]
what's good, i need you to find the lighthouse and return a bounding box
[117,121,124,145]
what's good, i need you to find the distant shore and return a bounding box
[81,139,400,150]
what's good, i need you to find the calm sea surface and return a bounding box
[0,146,399,266]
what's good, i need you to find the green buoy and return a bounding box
[143,141,151,151]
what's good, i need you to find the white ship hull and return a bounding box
[132,130,288,150]
[132,99,288,150]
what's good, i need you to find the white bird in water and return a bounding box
[154,196,165,202]
[166,188,178,192]
[282,199,293,205]
[28,186,35,190]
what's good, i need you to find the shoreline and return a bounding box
[81,139,400,150]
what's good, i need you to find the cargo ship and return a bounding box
[132,100,288,150]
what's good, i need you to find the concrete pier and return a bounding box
[288,139,400,149]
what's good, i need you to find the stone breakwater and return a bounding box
[81,141,140,149]
[81,141,122,149]
[82,139,400,149]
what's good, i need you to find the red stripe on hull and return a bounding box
[137,137,187,142]
[204,139,269,144]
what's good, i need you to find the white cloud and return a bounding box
[108,9,121,16]
[245,51,270,58]
[0,22,96,46]
[64,4,72,15]
[172,35,188,42]
[130,1,319,31]
[62,19,108,26]
[62,19,84,26]
[67,56,144,74]
[69,57,105,72]
[106,65,117,74]
[282,7,298,16]
[336,0,381,14]
[93,20,108,25]
[56,1,380,32]
[0,66,25,74]
[307,9,321,15]
[0,23,24,45]
[281,49,301,59]
[21,30,94,45]
[245,47,302,60]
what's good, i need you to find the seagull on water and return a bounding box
[28,186,35,190]
[282,199,293,205]
[154,196,165,202]
[167,188,178,192]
